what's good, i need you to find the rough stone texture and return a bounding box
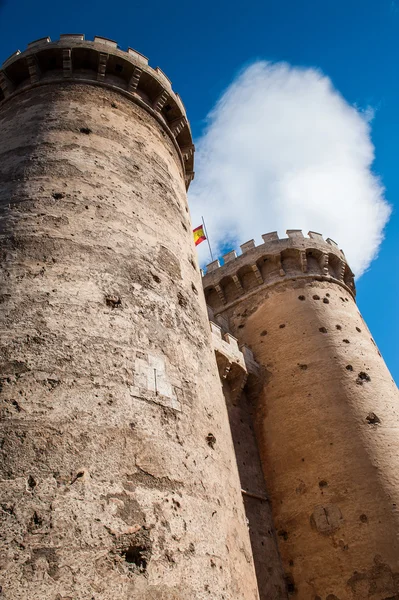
[208,312,288,599]
[0,52,259,599]
[204,235,399,599]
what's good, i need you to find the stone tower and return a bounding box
[0,36,260,599]
[203,230,399,599]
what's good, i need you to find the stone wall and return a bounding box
[204,233,399,599]
[0,37,259,600]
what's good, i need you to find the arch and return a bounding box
[344,264,355,289]
[280,248,301,275]
[256,254,282,281]
[204,286,223,311]
[236,264,259,292]
[328,253,342,280]
[219,275,241,304]
[305,248,324,275]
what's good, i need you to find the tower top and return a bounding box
[203,229,355,311]
[0,34,194,187]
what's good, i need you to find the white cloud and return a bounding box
[188,61,391,276]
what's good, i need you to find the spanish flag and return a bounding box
[193,224,206,247]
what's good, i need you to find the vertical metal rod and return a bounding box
[154,368,158,395]
[201,215,214,262]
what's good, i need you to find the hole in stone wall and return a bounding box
[356,371,371,384]
[284,574,296,595]
[206,433,216,448]
[260,330,267,336]
[124,544,149,572]
[28,475,37,489]
[366,412,380,425]
[52,192,65,200]
[105,295,121,308]
[298,295,305,301]
[178,292,188,308]
[356,327,361,332]
[189,257,196,270]
[79,127,92,135]
[346,365,353,371]
[279,324,286,329]
[191,283,198,295]
[313,295,320,300]
[323,298,330,304]
[336,324,342,330]
[319,327,327,333]
[343,339,350,344]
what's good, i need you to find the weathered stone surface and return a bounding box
[204,238,399,599]
[0,49,259,599]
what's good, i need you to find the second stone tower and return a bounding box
[203,230,399,599]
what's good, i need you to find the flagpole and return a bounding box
[201,216,214,262]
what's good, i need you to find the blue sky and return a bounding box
[0,0,398,381]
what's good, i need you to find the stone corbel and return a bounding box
[232,274,244,293]
[153,90,168,112]
[26,55,41,84]
[251,264,263,285]
[128,66,142,92]
[169,116,187,137]
[0,71,14,97]
[319,253,329,276]
[215,284,226,305]
[97,52,108,80]
[62,49,72,77]
[300,250,308,273]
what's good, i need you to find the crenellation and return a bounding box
[286,228,304,239]
[203,230,355,309]
[262,231,279,242]
[60,33,85,42]
[223,249,237,263]
[326,237,338,247]
[240,239,256,253]
[155,66,172,89]
[0,35,194,188]
[206,259,221,272]
[308,230,324,241]
[27,36,51,48]
[93,36,118,49]
[127,47,149,64]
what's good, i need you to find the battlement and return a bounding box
[208,315,259,402]
[0,34,194,187]
[203,229,355,310]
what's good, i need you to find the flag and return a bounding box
[193,224,206,247]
